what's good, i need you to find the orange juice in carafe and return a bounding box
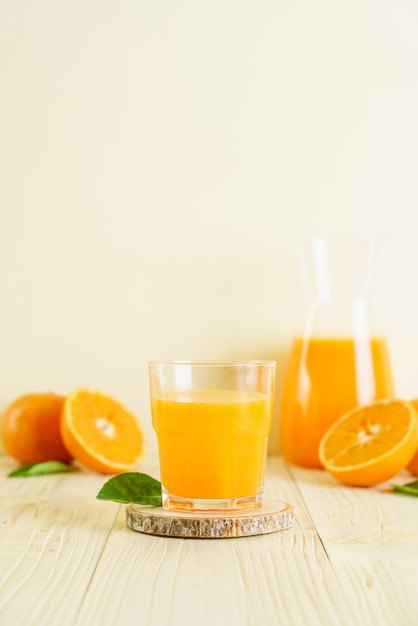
[279,236,394,468]
[279,336,394,468]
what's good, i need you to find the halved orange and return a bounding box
[319,398,418,486]
[60,388,146,474]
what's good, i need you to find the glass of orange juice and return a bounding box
[148,360,276,511]
[279,235,394,469]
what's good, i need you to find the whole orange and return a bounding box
[407,399,418,476]
[1,393,73,464]
[408,452,418,476]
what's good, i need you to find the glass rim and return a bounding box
[148,359,276,367]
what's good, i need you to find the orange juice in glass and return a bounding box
[279,235,394,468]
[148,361,275,511]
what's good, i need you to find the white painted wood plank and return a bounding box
[0,457,119,626]
[2,455,417,626]
[290,464,418,626]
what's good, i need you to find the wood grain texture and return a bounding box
[125,499,296,538]
[290,463,418,626]
[0,457,120,626]
[1,455,418,626]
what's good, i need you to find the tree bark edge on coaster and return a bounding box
[125,499,296,539]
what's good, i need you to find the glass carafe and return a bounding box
[279,235,394,469]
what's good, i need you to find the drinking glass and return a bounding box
[148,360,276,511]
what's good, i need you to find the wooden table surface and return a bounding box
[1,454,417,626]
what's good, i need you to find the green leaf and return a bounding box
[96,472,162,505]
[8,461,73,477]
[393,480,418,497]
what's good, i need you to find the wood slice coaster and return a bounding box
[126,499,296,539]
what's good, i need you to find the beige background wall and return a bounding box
[1,0,418,457]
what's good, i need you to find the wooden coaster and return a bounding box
[126,499,296,539]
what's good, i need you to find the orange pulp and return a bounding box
[151,390,272,500]
[279,337,394,469]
